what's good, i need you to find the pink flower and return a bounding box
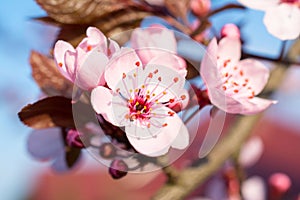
[130,27,187,77]
[54,27,120,91]
[91,48,189,157]
[200,37,276,115]
[238,0,300,40]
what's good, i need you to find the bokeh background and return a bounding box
[0,0,299,199]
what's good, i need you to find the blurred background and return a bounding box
[0,0,299,199]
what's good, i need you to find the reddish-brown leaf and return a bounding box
[30,51,73,97]
[18,96,75,129]
[18,96,98,129]
[35,0,133,24]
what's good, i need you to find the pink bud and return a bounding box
[221,24,241,39]
[268,173,291,199]
[66,129,84,148]
[109,159,128,179]
[190,0,211,17]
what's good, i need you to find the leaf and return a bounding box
[18,96,75,129]
[65,146,81,168]
[18,95,98,129]
[35,0,133,24]
[55,10,150,47]
[30,51,73,97]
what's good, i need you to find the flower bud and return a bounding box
[66,129,84,148]
[268,173,291,199]
[109,159,128,179]
[190,0,211,17]
[99,143,116,158]
[221,24,240,39]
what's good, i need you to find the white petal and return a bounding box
[264,4,300,40]
[238,0,279,11]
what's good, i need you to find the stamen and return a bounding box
[173,77,179,83]
[58,62,63,67]
[87,45,92,51]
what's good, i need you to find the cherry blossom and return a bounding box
[54,27,120,91]
[91,48,189,157]
[200,37,276,115]
[238,0,300,40]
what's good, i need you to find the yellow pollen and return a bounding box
[163,91,167,95]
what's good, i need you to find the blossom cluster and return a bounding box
[19,0,296,183]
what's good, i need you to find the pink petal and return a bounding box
[91,86,129,126]
[218,37,241,64]
[75,47,109,90]
[238,97,277,115]
[54,40,76,81]
[108,39,120,56]
[198,107,227,158]
[125,107,189,156]
[263,4,300,40]
[27,128,64,160]
[86,27,107,46]
[78,27,107,53]
[131,27,177,63]
[238,0,279,11]
[147,53,187,78]
[209,88,276,115]
[105,48,142,90]
[91,86,116,125]
[237,59,270,95]
[64,50,76,81]
[200,38,222,88]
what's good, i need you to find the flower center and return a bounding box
[112,63,186,130]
